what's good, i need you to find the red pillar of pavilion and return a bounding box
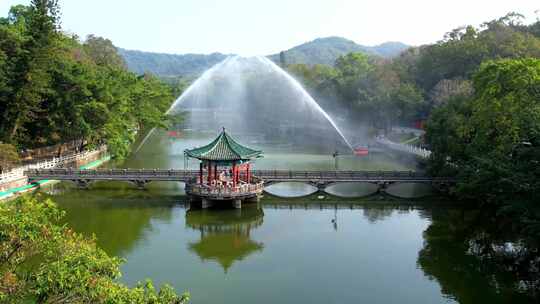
[232,163,237,187]
[199,163,203,184]
[214,164,218,181]
[207,162,212,184]
[246,163,250,184]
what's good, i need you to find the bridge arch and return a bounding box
[323,182,380,198]
[263,182,318,198]
[383,182,434,198]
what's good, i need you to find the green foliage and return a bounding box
[160,76,192,99]
[412,13,540,93]
[0,2,177,158]
[268,37,409,66]
[0,143,20,172]
[0,196,190,303]
[286,12,540,136]
[118,49,228,77]
[83,34,126,68]
[287,52,425,130]
[425,58,540,234]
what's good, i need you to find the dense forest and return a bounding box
[287,12,540,238]
[0,1,176,159]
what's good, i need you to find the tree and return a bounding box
[0,0,59,143]
[429,78,473,107]
[414,14,540,94]
[426,58,540,205]
[279,51,286,67]
[334,52,373,111]
[83,34,126,68]
[0,3,176,158]
[0,196,190,303]
[0,143,19,172]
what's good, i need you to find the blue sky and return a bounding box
[1,0,539,55]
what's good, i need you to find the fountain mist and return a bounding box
[137,56,353,153]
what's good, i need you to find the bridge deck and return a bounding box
[24,168,455,184]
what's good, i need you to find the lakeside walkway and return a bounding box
[0,147,109,200]
[375,127,432,158]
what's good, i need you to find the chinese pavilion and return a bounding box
[184,128,264,209]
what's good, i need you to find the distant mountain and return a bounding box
[118,37,409,76]
[118,49,229,77]
[370,41,410,58]
[268,37,409,65]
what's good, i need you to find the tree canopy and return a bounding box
[0,1,177,158]
[0,195,190,303]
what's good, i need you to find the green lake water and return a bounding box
[41,131,536,303]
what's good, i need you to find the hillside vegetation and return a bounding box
[286,12,540,242]
[119,49,229,77]
[119,37,409,77]
[0,3,177,158]
[268,37,408,65]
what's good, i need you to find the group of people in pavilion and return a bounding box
[184,128,263,196]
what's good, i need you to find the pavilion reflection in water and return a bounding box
[185,206,264,272]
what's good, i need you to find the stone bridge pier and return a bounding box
[73,179,91,189]
[130,180,149,190]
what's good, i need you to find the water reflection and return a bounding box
[362,206,396,223]
[324,182,378,198]
[418,208,539,303]
[264,182,318,197]
[49,186,179,256]
[185,207,265,272]
[386,182,433,198]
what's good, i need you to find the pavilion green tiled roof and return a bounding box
[184,129,262,161]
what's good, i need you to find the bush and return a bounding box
[0,195,189,303]
[0,143,20,172]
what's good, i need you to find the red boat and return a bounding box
[167,130,183,138]
[353,146,369,156]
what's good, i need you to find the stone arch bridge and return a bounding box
[25,168,455,195]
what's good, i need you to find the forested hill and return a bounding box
[119,37,409,76]
[268,37,409,65]
[118,49,229,76]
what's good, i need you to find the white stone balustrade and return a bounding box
[0,146,107,186]
[375,136,432,158]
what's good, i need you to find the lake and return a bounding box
[41,131,535,303]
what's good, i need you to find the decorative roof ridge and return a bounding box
[205,129,242,159]
[184,128,262,161]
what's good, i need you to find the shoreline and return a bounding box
[0,155,111,201]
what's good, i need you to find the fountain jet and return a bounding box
[136,56,353,153]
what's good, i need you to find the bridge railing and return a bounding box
[25,168,200,179]
[375,136,432,158]
[187,180,265,197]
[24,168,455,183]
[1,146,107,185]
[251,170,431,180]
